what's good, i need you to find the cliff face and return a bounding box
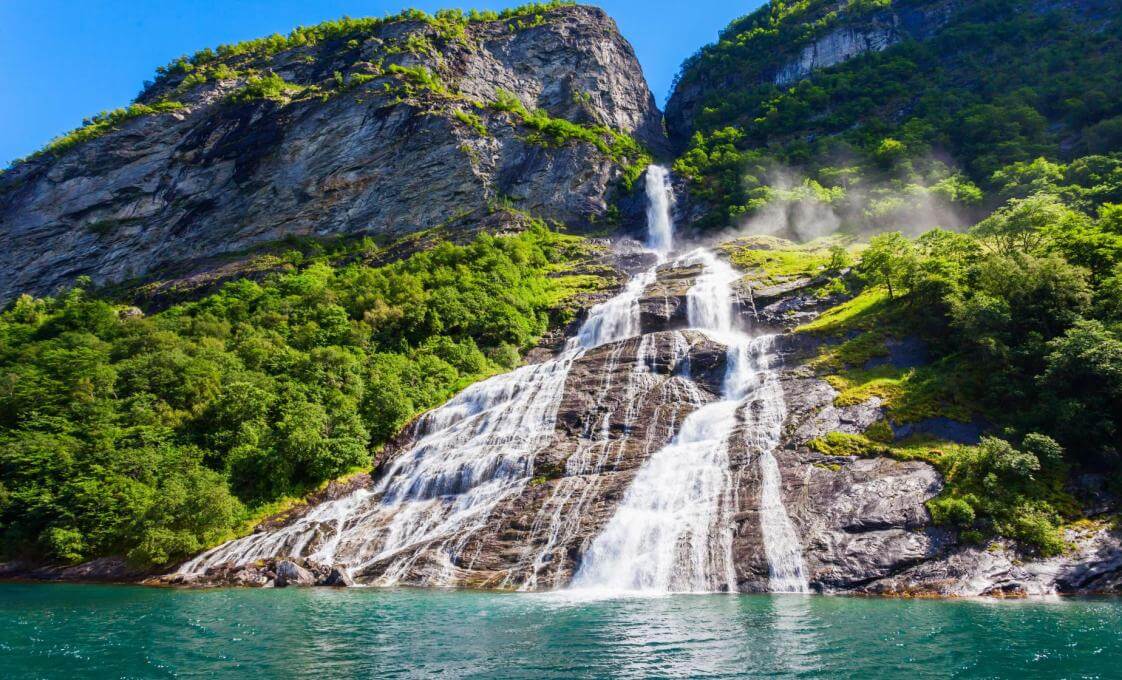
[0,5,662,303]
[665,0,960,149]
[664,0,1121,150]
[155,253,1122,596]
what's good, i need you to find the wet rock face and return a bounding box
[637,261,702,333]
[369,329,730,590]
[274,560,316,587]
[722,334,947,593]
[858,526,1122,598]
[144,250,1121,595]
[152,556,357,589]
[0,6,663,303]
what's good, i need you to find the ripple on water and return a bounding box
[1,585,1121,679]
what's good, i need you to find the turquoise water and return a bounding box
[1,585,1119,678]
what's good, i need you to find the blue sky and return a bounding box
[0,1,764,165]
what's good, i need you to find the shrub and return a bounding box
[0,227,603,566]
[928,497,976,527]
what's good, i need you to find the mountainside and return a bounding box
[2,1,1121,597]
[667,0,1122,232]
[0,3,660,303]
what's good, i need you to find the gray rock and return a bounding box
[665,0,962,151]
[0,6,663,304]
[274,559,316,587]
[774,24,901,87]
[140,247,1121,598]
[321,566,356,588]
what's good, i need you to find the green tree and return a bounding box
[1038,320,1122,469]
[857,232,917,299]
[971,194,1090,255]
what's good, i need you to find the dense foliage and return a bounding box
[798,153,1122,553]
[156,0,576,78]
[0,227,601,567]
[673,0,1122,231]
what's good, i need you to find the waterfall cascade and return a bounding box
[570,249,809,594]
[179,165,808,593]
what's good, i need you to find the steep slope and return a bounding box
[0,3,662,303]
[666,0,1122,231]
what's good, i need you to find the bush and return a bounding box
[227,73,304,104]
[0,227,597,566]
[44,528,85,564]
[928,497,976,527]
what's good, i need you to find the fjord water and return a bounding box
[3,584,1120,679]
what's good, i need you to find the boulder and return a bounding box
[274,560,316,588]
[321,567,356,588]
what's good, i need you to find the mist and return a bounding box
[715,160,975,245]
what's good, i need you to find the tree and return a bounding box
[970,193,1090,255]
[857,232,917,299]
[827,245,852,271]
[1038,320,1122,469]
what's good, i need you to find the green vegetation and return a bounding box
[794,151,1122,553]
[720,236,843,286]
[8,2,580,166]
[488,89,651,189]
[0,225,607,568]
[155,2,576,80]
[29,102,185,160]
[672,0,1122,231]
[810,432,1076,555]
[227,73,307,105]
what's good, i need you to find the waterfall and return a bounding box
[178,164,809,593]
[571,247,809,595]
[179,164,676,583]
[645,165,675,256]
[742,337,810,594]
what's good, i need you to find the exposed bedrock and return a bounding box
[0,5,664,303]
[149,246,1121,595]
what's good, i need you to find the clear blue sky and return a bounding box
[0,1,764,166]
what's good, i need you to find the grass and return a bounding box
[720,235,859,288]
[798,285,973,424]
[31,102,185,160]
[824,360,973,424]
[726,246,831,284]
[796,286,891,334]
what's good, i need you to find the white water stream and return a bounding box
[180,165,807,593]
[180,167,672,583]
[570,250,808,594]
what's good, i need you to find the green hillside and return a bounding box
[0,223,610,567]
[668,0,1122,232]
[669,0,1122,552]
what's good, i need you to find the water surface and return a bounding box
[1,584,1118,678]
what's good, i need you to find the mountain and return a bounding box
[666,0,1122,232]
[0,3,660,303]
[1,1,1121,596]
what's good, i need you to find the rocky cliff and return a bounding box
[664,0,1120,150]
[666,0,960,149]
[0,5,662,303]
[156,246,1121,596]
